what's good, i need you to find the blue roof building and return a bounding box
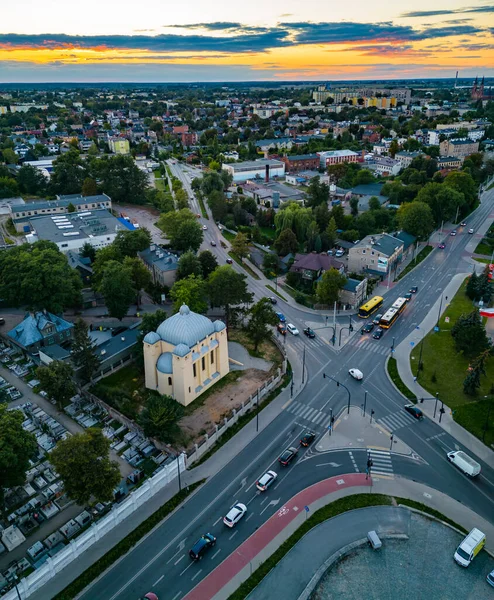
[7,311,74,352]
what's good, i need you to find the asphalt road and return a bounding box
[75,171,494,600]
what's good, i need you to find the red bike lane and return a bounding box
[183,473,370,600]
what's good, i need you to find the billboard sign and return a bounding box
[377,256,388,273]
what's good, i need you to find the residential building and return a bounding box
[5,311,74,353]
[436,121,479,131]
[138,246,179,287]
[394,230,417,262]
[143,304,229,407]
[395,151,423,169]
[109,138,130,155]
[439,138,479,159]
[66,250,93,285]
[366,156,401,177]
[280,154,319,173]
[25,209,125,253]
[10,194,112,232]
[289,252,345,283]
[222,159,285,183]
[255,138,293,152]
[339,277,368,309]
[252,106,280,119]
[242,181,305,207]
[347,233,404,278]
[317,149,360,168]
[436,156,462,170]
[0,106,8,115]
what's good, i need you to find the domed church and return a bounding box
[143,305,229,406]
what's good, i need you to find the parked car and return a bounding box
[287,323,299,335]
[372,327,384,339]
[410,286,418,293]
[361,322,374,334]
[189,533,216,560]
[450,230,457,236]
[438,243,446,249]
[404,404,423,419]
[335,249,345,257]
[256,470,278,492]
[276,312,286,323]
[468,228,474,234]
[210,240,217,246]
[223,503,247,527]
[277,323,287,335]
[303,327,315,338]
[300,431,316,447]
[487,569,494,587]
[268,297,277,304]
[349,368,363,380]
[226,258,233,264]
[372,314,383,325]
[278,446,298,466]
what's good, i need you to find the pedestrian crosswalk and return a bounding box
[347,337,392,356]
[367,449,394,478]
[285,400,334,428]
[378,410,417,433]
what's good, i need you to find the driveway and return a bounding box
[116,204,164,245]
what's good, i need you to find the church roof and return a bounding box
[143,331,160,345]
[156,305,216,347]
[156,353,173,374]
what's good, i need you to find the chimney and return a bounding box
[265,164,270,183]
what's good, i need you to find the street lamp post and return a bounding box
[436,295,448,328]
[176,452,182,492]
[416,326,425,377]
[302,345,306,384]
[323,373,351,414]
[363,390,367,416]
[256,387,260,433]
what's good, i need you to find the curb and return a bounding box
[297,532,409,600]
[383,355,414,401]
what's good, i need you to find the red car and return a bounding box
[438,243,445,249]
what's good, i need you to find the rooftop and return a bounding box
[353,233,404,257]
[290,252,344,273]
[225,158,284,171]
[318,150,360,158]
[11,194,111,215]
[138,246,179,272]
[156,304,225,347]
[283,154,319,161]
[7,311,74,349]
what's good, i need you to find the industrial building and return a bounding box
[222,158,285,183]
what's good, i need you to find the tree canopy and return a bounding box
[170,274,208,314]
[37,360,77,410]
[99,260,136,320]
[208,266,253,325]
[139,394,184,443]
[396,201,434,240]
[245,297,279,351]
[158,208,203,252]
[71,319,100,382]
[316,268,347,305]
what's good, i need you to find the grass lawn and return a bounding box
[259,226,276,240]
[221,229,235,242]
[265,284,288,302]
[410,278,494,447]
[92,364,144,397]
[475,241,493,256]
[228,328,283,367]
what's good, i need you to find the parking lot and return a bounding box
[116,204,164,244]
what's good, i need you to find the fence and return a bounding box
[5,455,185,600]
[185,360,287,467]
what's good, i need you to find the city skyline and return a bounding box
[0,0,493,82]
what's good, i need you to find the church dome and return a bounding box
[157,305,215,347]
[173,343,190,357]
[214,320,226,332]
[156,353,173,374]
[143,331,161,345]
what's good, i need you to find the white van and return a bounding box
[454,528,485,567]
[447,451,481,477]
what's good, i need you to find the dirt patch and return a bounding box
[179,368,270,447]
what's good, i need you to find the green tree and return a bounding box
[176,250,203,280]
[416,182,465,224]
[443,170,477,208]
[232,232,250,262]
[113,229,151,258]
[207,189,228,222]
[325,217,338,248]
[314,203,330,232]
[0,241,82,312]
[94,155,149,204]
[349,197,359,217]
[170,274,208,314]
[368,196,381,211]
[273,228,298,255]
[208,266,253,326]
[49,428,120,505]
[0,177,19,199]
[463,350,490,396]
[50,150,87,195]
[198,250,218,278]
[100,260,136,320]
[67,202,76,213]
[396,201,434,240]
[466,272,479,300]
[2,148,18,165]
[81,177,98,197]
[175,187,189,210]
[0,405,37,510]
[17,164,47,195]
[305,177,329,208]
[71,319,100,382]
[316,268,347,305]
[80,241,96,263]
[123,256,152,308]
[263,252,279,276]
[451,310,491,357]
[139,394,184,443]
[275,203,313,242]
[158,208,203,252]
[245,297,279,351]
[355,212,377,238]
[37,360,77,410]
[92,244,124,287]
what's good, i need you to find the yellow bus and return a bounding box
[358,296,384,318]
[379,297,407,328]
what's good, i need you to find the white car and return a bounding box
[335,249,345,257]
[223,503,247,527]
[286,323,299,335]
[202,225,208,230]
[468,228,474,234]
[256,470,277,492]
[349,368,364,381]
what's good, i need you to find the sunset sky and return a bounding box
[0,0,493,82]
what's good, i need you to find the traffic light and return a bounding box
[331,416,335,425]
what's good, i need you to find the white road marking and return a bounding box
[229,530,239,540]
[153,574,164,586]
[212,516,222,526]
[174,554,185,566]
[211,549,221,560]
[179,562,194,576]
[171,592,183,600]
[191,569,203,581]
[246,513,254,521]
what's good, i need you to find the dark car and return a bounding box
[300,431,316,447]
[373,327,384,339]
[278,446,298,466]
[404,292,412,301]
[372,313,383,325]
[210,240,217,247]
[303,327,315,338]
[276,312,286,323]
[438,243,446,249]
[410,286,418,293]
[361,322,374,334]
[226,258,233,264]
[189,533,216,560]
[404,404,423,420]
[460,222,467,227]
[277,323,287,335]
[269,297,277,304]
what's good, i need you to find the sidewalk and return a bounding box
[393,273,494,468]
[182,475,494,600]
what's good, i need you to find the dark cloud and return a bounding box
[165,22,242,30]
[401,5,494,18]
